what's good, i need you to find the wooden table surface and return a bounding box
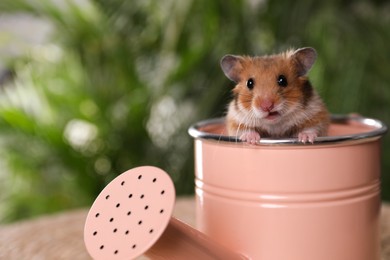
[0,197,390,260]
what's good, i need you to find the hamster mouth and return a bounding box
[265,111,280,120]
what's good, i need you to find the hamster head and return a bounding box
[221,47,317,125]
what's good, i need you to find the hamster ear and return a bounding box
[292,47,317,76]
[220,55,244,83]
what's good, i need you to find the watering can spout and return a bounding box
[147,217,247,260]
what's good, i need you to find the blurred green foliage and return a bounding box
[0,0,389,222]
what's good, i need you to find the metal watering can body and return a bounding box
[189,115,387,260]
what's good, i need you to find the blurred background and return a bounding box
[0,0,389,223]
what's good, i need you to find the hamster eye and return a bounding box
[277,75,288,87]
[246,78,254,90]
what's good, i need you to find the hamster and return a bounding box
[220,47,330,144]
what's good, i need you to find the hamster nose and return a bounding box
[259,100,274,112]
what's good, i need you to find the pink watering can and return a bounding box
[84,114,386,260]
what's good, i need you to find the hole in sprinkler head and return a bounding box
[128,194,133,198]
[110,218,114,222]
[93,231,97,236]
[144,205,149,210]
[125,230,129,235]
[121,181,125,186]
[127,211,131,216]
[113,228,117,233]
[106,195,110,200]
[149,229,154,234]
[114,250,118,255]
[132,244,137,249]
[153,178,157,183]
[160,209,164,214]
[95,213,100,218]
[138,175,142,180]
[140,194,144,199]
[138,220,142,225]
[100,245,104,250]
[116,203,120,208]
[161,190,165,195]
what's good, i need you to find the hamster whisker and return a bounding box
[289,108,313,127]
[236,122,244,140]
[236,93,252,98]
[280,101,303,114]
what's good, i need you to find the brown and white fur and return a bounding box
[221,47,330,144]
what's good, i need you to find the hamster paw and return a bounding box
[240,131,261,145]
[298,131,318,144]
